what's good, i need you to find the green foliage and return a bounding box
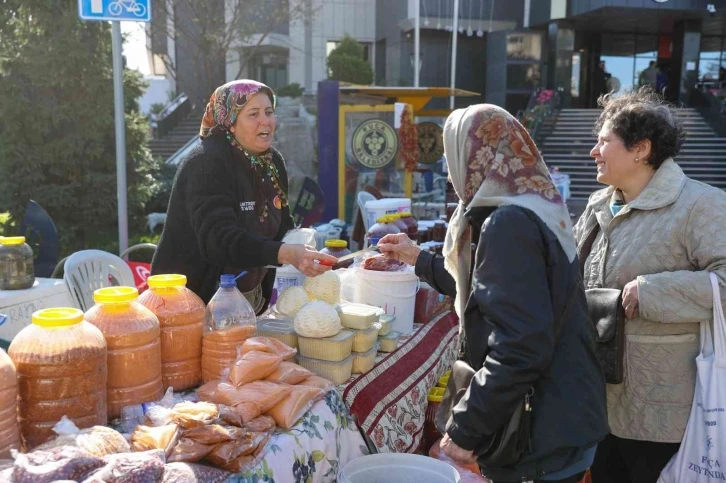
[149,102,166,116]
[0,0,158,255]
[276,82,304,98]
[327,35,373,85]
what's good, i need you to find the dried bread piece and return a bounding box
[34,422,129,458]
[130,424,181,458]
[171,401,219,429]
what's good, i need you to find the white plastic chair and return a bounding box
[357,191,376,233]
[63,249,136,311]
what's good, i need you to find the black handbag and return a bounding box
[434,282,578,468]
[578,224,626,384]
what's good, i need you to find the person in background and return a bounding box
[378,104,608,483]
[575,88,726,483]
[638,61,658,90]
[656,64,669,94]
[152,80,336,310]
[594,61,612,106]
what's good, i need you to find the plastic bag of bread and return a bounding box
[216,405,242,427]
[83,449,166,483]
[240,337,297,360]
[11,446,104,483]
[228,351,283,386]
[130,424,181,458]
[242,415,276,433]
[362,255,407,272]
[171,401,219,429]
[267,385,326,429]
[167,438,215,463]
[203,431,269,471]
[34,416,130,458]
[161,462,231,483]
[265,361,312,385]
[196,380,222,402]
[299,375,334,390]
[182,425,240,445]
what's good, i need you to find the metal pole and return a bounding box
[112,22,128,254]
[414,0,420,87]
[450,0,459,109]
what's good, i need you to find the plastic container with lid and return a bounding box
[0,348,20,457]
[257,318,298,348]
[0,236,34,290]
[84,287,163,420]
[424,386,447,453]
[378,331,401,352]
[389,213,409,235]
[138,274,205,392]
[378,315,395,336]
[297,330,354,362]
[297,354,353,385]
[432,221,447,242]
[398,212,419,239]
[352,325,379,353]
[366,216,401,246]
[202,274,257,383]
[352,344,378,374]
[338,303,380,330]
[8,308,107,449]
[320,239,353,268]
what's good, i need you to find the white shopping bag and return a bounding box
[659,273,726,483]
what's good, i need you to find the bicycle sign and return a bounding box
[78,0,151,22]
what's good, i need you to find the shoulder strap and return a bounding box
[577,222,600,278]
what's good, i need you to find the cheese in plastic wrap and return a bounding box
[302,271,341,305]
[275,286,310,318]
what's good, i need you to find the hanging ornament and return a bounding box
[467,0,474,36]
[422,0,430,26]
[437,0,442,29]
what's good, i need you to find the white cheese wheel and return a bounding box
[303,271,341,305]
[276,286,310,317]
[294,301,342,338]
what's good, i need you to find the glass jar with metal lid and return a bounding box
[321,239,353,268]
[0,236,34,290]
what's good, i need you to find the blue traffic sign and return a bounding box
[78,0,151,22]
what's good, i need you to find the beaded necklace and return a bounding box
[227,132,289,223]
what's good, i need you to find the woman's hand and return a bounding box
[278,244,337,277]
[377,233,423,266]
[440,433,477,466]
[622,280,639,319]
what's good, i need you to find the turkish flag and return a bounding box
[127,261,151,293]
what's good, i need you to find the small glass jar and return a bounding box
[0,237,34,290]
[416,227,429,245]
[321,239,353,268]
[389,214,409,234]
[432,221,447,242]
[399,212,418,239]
[446,203,457,222]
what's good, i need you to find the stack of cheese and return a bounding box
[272,271,383,383]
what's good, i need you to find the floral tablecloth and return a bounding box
[342,311,460,453]
[230,390,367,483]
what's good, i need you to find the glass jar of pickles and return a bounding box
[0,237,34,290]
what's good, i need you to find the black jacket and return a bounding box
[415,205,608,482]
[152,135,294,306]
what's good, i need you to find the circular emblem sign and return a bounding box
[417,122,444,164]
[352,119,398,169]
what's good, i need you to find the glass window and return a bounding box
[507,33,542,61]
[699,37,723,82]
[506,64,541,90]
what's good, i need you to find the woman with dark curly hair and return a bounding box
[574,88,726,482]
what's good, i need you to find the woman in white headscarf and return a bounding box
[378,105,608,483]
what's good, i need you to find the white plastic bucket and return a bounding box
[352,267,419,334]
[338,454,461,483]
[365,198,411,228]
[271,265,306,305]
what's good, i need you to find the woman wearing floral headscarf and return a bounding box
[378,105,608,482]
[152,80,335,309]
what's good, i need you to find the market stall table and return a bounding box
[0,278,75,349]
[342,311,459,453]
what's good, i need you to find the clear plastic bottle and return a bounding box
[0,236,34,290]
[202,275,257,383]
[366,215,401,246]
[138,275,205,392]
[0,348,20,457]
[8,308,107,449]
[84,287,163,420]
